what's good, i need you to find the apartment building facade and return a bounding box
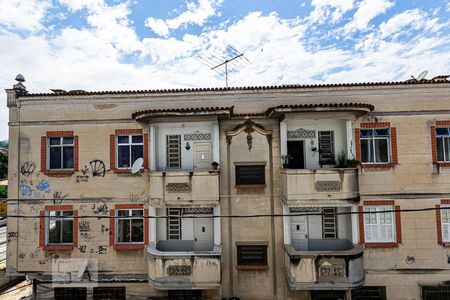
[5,75,450,300]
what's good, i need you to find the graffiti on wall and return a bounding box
[76,159,108,183]
[20,162,36,176]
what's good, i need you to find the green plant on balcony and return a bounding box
[336,151,360,168]
[281,154,293,168]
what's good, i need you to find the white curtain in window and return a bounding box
[364,206,395,243]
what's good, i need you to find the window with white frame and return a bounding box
[360,129,390,163]
[46,211,74,245]
[116,209,144,244]
[117,135,144,168]
[441,205,450,242]
[363,206,395,243]
[436,127,450,162]
[48,137,74,170]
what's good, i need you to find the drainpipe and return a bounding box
[268,135,277,299]
[226,136,233,297]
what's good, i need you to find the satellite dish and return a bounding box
[77,259,89,279]
[417,70,428,81]
[131,158,144,174]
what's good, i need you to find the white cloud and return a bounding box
[308,0,355,24]
[0,0,51,31]
[145,0,223,37]
[344,0,394,32]
[0,1,449,141]
[379,9,425,39]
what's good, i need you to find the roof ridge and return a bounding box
[17,77,450,98]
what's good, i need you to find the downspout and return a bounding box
[226,136,233,297]
[268,135,277,299]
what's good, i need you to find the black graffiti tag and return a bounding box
[20,162,35,176]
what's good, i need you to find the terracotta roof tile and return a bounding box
[17,76,450,98]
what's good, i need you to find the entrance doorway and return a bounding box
[287,140,305,169]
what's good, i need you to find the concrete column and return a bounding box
[213,122,220,164]
[149,125,156,171]
[149,207,157,244]
[213,206,221,245]
[280,121,287,156]
[351,206,359,244]
[283,203,291,244]
[346,120,354,159]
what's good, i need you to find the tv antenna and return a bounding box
[195,46,251,87]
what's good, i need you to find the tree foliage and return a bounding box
[0,152,7,179]
[0,185,6,199]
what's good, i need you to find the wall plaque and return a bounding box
[315,181,342,192]
[166,183,191,193]
[167,265,192,276]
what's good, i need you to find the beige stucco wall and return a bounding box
[5,82,450,299]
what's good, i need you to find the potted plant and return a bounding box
[281,154,292,168]
[211,161,219,170]
[336,151,360,168]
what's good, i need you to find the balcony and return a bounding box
[149,170,219,207]
[281,168,359,205]
[284,243,364,290]
[147,243,221,290]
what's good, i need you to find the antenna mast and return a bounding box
[195,46,250,87]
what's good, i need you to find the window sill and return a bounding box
[440,242,450,248]
[43,245,73,251]
[436,162,450,167]
[113,244,145,250]
[235,184,266,189]
[364,243,398,249]
[361,163,393,169]
[43,170,74,176]
[113,168,147,174]
[236,265,269,271]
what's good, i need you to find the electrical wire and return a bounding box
[0,206,448,219]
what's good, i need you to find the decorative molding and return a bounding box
[315,181,342,192]
[226,119,272,150]
[287,128,316,139]
[167,265,192,276]
[289,207,321,213]
[184,131,211,141]
[166,183,191,193]
[318,259,346,277]
[182,208,213,215]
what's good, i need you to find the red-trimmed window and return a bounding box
[355,122,398,168]
[436,200,450,246]
[431,121,450,166]
[41,131,79,174]
[110,129,148,173]
[40,205,78,251]
[109,204,148,250]
[358,201,402,248]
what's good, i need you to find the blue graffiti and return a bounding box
[34,191,41,198]
[19,184,32,196]
[45,189,51,194]
[36,180,50,191]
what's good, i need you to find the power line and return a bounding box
[0,206,448,220]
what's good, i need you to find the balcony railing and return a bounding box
[147,244,221,289]
[284,243,364,290]
[149,170,219,206]
[281,168,359,205]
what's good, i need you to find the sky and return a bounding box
[0,0,449,141]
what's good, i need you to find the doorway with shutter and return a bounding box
[193,142,212,170]
[194,217,214,251]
